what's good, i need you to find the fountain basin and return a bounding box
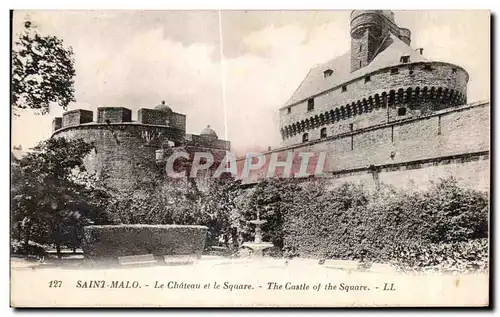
[249,220,267,225]
[242,242,274,257]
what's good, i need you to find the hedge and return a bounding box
[81,224,208,259]
[257,178,490,269]
[391,238,489,273]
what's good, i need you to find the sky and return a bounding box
[11,10,490,155]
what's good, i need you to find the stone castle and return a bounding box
[52,101,230,190]
[52,10,489,192]
[239,10,489,191]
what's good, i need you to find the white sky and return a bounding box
[11,10,490,155]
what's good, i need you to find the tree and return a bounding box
[201,177,242,249]
[12,20,76,114]
[11,137,112,259]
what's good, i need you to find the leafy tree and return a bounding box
[201,177,242,249]
[420,178,489,242]
[11,137,112,258]
[106,172,243,250]
[12,20,76,113]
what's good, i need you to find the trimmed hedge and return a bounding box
[81,224,208,259]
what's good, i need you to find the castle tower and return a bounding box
[350,10,411,72]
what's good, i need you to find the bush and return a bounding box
[390,238,489,273]
[11,239,49,258]
[81,224,208,259]
[276,177,488,268]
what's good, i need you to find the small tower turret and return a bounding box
[350,10,388,72]
[350,10,412,72]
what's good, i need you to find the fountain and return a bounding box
[242,210,274,257]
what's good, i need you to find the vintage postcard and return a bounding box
[10,9,490,307]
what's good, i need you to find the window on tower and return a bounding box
[302,133,309,143]
[287,107,292,114]
[320,128,327,138]
[323,69,333,78]
[391,67,399,75]
[307,98,315,111]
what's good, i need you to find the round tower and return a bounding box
[350,10,388,72]
[399,28,411,46]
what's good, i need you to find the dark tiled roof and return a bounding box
[282,34,429,108]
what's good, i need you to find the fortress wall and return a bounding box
[53,125,174,190]
[240,102,489,190]
[97,107,132,123]
[62,109,94,127]
[323,157,489,192]
[376,158,490,192]
[279,62,468,129]
[439,105,490,154]
[326,102,488,171]
[170,113,186,131]
[282,108,388,146]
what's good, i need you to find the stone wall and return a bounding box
[52,124,185,191]
[62,109,94,128]
[239,101,489,191]
[97,107,132,123]
[137,109,186,131]
[280,62,468,146]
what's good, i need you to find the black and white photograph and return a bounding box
[9,9,490,307]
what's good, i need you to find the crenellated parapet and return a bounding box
[97,107,132,124]
[53,104,186,134]
[280,60,468,145]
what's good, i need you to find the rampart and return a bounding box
[280,62,468,147]
[239,101,490,191]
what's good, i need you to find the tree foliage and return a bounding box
[105,173,243,249]
[11,137,112,258]
[12,20,76,113]
[279,177,489,265]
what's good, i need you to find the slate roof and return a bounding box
[282,33,429,109]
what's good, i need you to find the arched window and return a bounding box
[302,133,309,143]
[320,128,327,138]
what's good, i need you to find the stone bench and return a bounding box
[118,254,157,266]
[323,260,360,271]
[163,255,196,266]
